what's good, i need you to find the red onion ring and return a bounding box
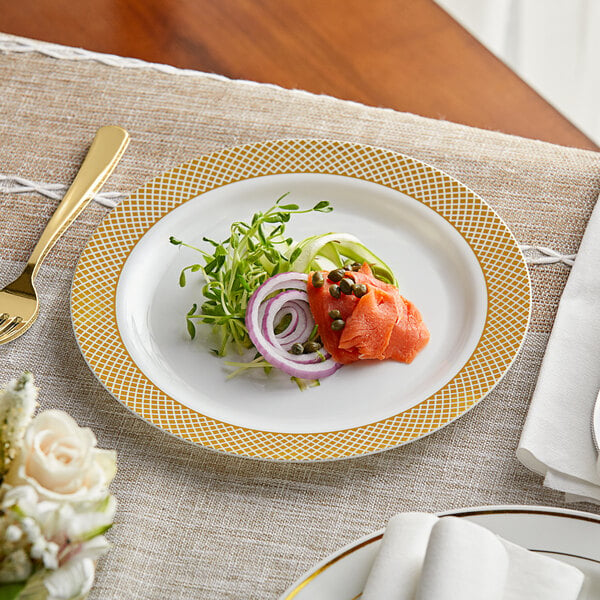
[274,305,300,340]
[274,304,310,349]
[262,290,328,361]
[245,272,342,379]
[275,303,315,348]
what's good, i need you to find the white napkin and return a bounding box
[362,513,584,599]
[502,539,585,600]
[517,193,600,503]
[415,518,507,600]
[361,513,437,600]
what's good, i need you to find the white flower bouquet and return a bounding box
[0,373,117,600]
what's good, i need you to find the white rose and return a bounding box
[44,557,95,600]
[5,410,116,503]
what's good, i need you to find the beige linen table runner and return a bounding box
[1,34,600,599]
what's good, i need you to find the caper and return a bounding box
[311,272,324,288]
[339,277,355,295]
[344,262,354,271]
[328,309,341,319]
[291,343,304,355]
[350,262,361,271]
[304,341,322,353]
[327,268,345,283]
[331,319,345,331]
[329,284,341,299]
[354,283,368,298]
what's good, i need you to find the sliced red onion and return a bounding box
[262,290,328,361]
[274,305,300,339]
[245,272,342,379]
[276,316,311,347]
[274,301,307,342]
[265,293,311,344]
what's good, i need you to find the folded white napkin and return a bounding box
[502,539,586,599]
[362,513,584,599]
[362,513,437,600]
[415,518,507,600]
[517,193,600,503]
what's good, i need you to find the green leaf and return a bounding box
[9,505,25,518]
[265,248,280,263]
[169,236,182,245]
[288,246,302,265]
[235,274,252,292]
[77,523,113,542]
[215,255,226,271]
[202,289,219,301]
[94,494,113,513]
[313,200,332,212]
[201,302,219,315]
[203,289,220,301]
[0,582,26,600]
[179,270,187,287]
[278,203,299,211]
[186,319,196,340]
[270,225,284,237]
[257,225,268,245]
[187,304,198,316]
[204,255,225,274]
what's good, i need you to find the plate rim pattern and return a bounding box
[71,138,531,461]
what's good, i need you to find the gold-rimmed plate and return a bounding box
[281,505,600,599]
[71,139,530,461]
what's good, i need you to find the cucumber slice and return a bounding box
[289,233,397,285]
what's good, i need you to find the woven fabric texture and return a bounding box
[1,35,600,599]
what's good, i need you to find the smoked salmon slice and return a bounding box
[307,264,429,365]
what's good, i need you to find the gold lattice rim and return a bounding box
[71,139,531,461]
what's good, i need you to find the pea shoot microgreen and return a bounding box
[170,194,333,358]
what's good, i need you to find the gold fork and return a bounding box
[0,126,130,345]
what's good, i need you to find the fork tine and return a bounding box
[0,317,14,335]
[0,317,22,339]
[5,321,26,341]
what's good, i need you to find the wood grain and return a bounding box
[2,0,597,150]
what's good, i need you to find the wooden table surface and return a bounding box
[3,0,598,151]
